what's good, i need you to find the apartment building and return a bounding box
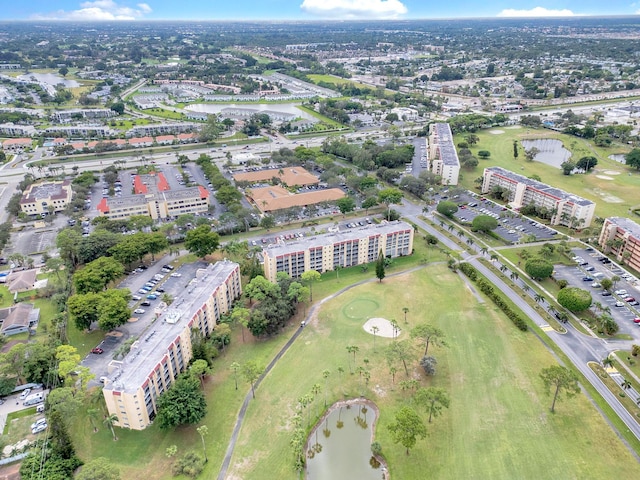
[262,221,414,282]
[51,109,116,123]
[598,217,640,272]
[102,261,242,430]
[20,180,72,216]
[481,166,595,228]
[428,123,460,186]
[0,123,36,137]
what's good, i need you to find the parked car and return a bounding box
[146,294,157,300]
[140,301,151,307]
[132,295,142,301]
[31,418,47,430]
[615,301,625,307]
[19,389,31,400]
[134,308,146,314]
[31,423,47,434]
[585,266,595,272]
[162,265,174,270]
[615,290,628,296]
[91,347,104,354]
[633,317,640,324]
[601,291,612,297]
[582,276,593,282]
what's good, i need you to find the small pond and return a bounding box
[306,401,385,480]
[521,139,572,168]
[609,154,626,164]
[17,73,79,88]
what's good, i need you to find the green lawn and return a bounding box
[458,127,640,220]
[307,74,373,91]
[225,265,640,479]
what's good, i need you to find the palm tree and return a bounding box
[322,370,331,407]
[87,408,99,433]
[197,425,208,463]
[499,265,508,273]
[480,247,488,256]
[534,294,545,304]
[371,325,379,351]
[311,383,322,417]
[621,379,632,390]
[490,253,498,262]
[602,357,614,369]
[402,307,409,324]
[510,271,519,282]
[104,414,119,441]
[522,284,530,293]
[346,345,359,373]
[611,275,621,289]
[448,225,454,232]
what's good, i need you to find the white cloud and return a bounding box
[300,0,407,19]
[497,7,576,17]
[31,1,153,21]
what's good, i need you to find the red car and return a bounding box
[90,347,104,354]
[625,297,636,303]
[633,318,640,324]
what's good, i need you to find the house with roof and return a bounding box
[0,303,40,336]
[129,136,154,148]
[3,269,38,293]
[1,138,32,152]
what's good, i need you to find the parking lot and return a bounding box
[553,246,640,340]
[447,191,559,243]
[81,257,208,384]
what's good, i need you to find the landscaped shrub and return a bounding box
[461,264,528,331]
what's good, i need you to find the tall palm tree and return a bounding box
[402,307,409,324]
[534,294,545,304]
[621,379,632,390]
[602,357,613,369]
[510,271,519,282]
[480,247,488,256]
[499,265,508,273]
[104,414,119,441]
[371,326,379,351]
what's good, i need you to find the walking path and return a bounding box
[216,265,427,479]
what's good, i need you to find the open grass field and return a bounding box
[224,264,640,480]
[307,74,373,91]
[457,126,640,220]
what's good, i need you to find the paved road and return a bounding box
[400,201,640,444]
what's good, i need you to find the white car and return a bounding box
[615,290,628,296]
[170,273,182,278]
[591,282,601,288]
[31,418,47,430]
[19,389,31,400]
[134,308,146,315]
[31,423,47,434]
[615,301,625,307]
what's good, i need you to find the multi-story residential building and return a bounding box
[428,123,460,185]
[126,123,199,137]
[102,261,242,430]
[42,125,115,137]
[481,166,595,228]
[0,124,36,137]
[20,180,72,216]
[51,109,116,123]
[598,217,640,272]
[262,221,414,282]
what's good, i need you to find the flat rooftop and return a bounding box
[433,123,460,167]
[264,221,413,257]
[103,260,239,395]
[487,166,594,207]
[20,180,70,204]
[607,217,640,239]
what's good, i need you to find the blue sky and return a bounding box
[2,0,640,21]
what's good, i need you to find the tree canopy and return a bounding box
[387,406,427,455]
[436,201,458,218]
[539,365,580,413]
[156,375,207,429]
[524,258,554,280]
[471,215,498,232]
[557,287,592,312]
[185,225,220,258]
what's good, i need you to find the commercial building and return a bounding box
[233,166,319,187]
[102,260,242,430]
[262,221,414,282]
[481,166,595,228]
[97,184,210,220]
[20,180,73,216]
[247,186,345,214]
[598,217,640,272]
[428,123,460,186]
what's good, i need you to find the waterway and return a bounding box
[306,400,385,480]
[185,102,315,120]
[17,73,79,88]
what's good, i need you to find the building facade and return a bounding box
[20,180,73,216]
[598,217,640,272]
[481,166,595,228]
[428,123,460,186]
[262,221,414,282]
[102,261,242,430]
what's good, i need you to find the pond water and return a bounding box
[306,402,384,480]
[609,154,626,164]
[185,102,315,120]
[521,139,572,168]
[17,73,79,88]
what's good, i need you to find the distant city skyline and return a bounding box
[2,0,640,22]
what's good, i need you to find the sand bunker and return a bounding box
[604,170,621,175]
[363,317,400,338]
[595,175,613,180]
[489,129,505,134]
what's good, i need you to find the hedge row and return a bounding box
[458,262,528,331]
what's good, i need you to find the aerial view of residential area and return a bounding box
[3,0,640,478]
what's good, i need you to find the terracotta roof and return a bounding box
[97,197,109,213]
[129,136,154,144]
[248,186,345,212]
[3,138,32,146]
[156,135,175,142]
[233,167,319,187]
